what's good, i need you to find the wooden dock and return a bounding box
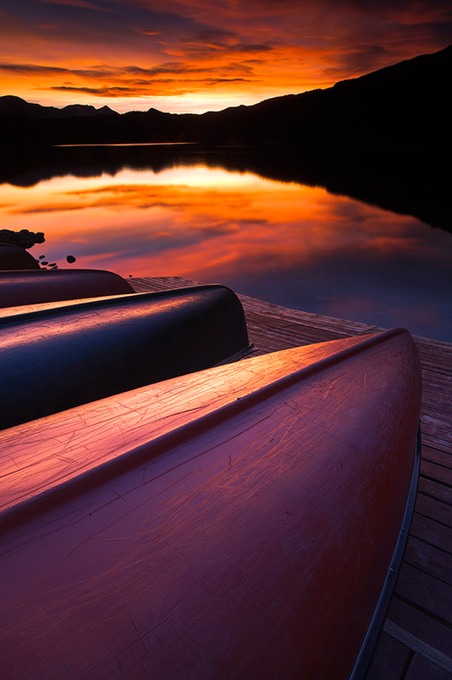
[131,276,452,680]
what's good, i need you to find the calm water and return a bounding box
[1,149,452,341]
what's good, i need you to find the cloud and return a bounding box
[0,0,451,111]
[43,0,107,9]
[0,62,112,79]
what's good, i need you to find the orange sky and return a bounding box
[0,0,451,113]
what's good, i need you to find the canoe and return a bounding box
[0,328,421,679]
[0,284,250,429]
[0,268,134,307]
[0,243,40,270]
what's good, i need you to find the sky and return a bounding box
[1,0,451,113]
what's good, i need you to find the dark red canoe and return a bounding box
[0,268,134,307]
[0,328,421,679]
[0,243,40,270]
[0,284,250,429]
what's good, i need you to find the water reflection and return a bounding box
[1,158,451,341]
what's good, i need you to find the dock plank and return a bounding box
[129,277,452,680]
[404,536,451,584]
[421,447,452,472]
[418,477,452,505]
[404,653,452,679]
[387,600,452,669]
[395,563,452,627]
[365,633,411,679]
[415,493,451,526]
[410,514,452,554]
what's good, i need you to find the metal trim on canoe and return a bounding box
[349,426,421,679]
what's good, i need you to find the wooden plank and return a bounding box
[421,435,452,457]
[394,563,452,626]
[404,536,452,584]
[364,632,411,679]
[388,599,452,662]
[410,514,452,553]
[130,276,198,293]
[384,620,452,676]
[405,653,452,679]
[418,477,452,506]
[415,493,452,527]
[421,460,452,487]
[421,420,452,439]
[421,446,452,472]
[130,278,384,346]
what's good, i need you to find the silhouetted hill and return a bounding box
[0,95,118,118]
[196,44,452,147]
[0,44,451,149]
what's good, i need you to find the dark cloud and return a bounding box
[1,0,451,111]
[52,75,249,97]
[0,62,111,78]
[125,60,254,77]
[51,85,139,95]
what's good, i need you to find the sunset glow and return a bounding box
[1,1,451,113]
[1,158,452,339]
[0,164,442,279]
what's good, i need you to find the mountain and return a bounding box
[0,96,118,118]
[195,43,452,147]
[0,44,451,149]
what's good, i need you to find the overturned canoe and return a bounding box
[0,284,250,429]
[0,243,41,270]
[0,267,134,307]
[0,328,421,679]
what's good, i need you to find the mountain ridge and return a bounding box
[0,95,119,118]
[0,44,451,148]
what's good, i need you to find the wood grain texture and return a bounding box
[0,329,420,680]
[128,277,452,680]
[0,333,379,518]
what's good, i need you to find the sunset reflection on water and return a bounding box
[1,164,451,340]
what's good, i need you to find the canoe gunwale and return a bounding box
[0,283,251,430]
[349,425,422,680]
[0,267,135,306]
[0,326,422,678]
[0,282,232,325]
[0,327,415,532]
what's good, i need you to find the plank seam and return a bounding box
[384,620,452,673]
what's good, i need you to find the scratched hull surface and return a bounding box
[0,329,421,679]
[0,284,250,429]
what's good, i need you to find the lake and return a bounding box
[1,145,451,341]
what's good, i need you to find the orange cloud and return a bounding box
[0,0,450,111]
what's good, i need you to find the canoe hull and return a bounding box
[0,268,134,306]
[0,243,40,270]
[0,329,421,679]
[0,284,250,429]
